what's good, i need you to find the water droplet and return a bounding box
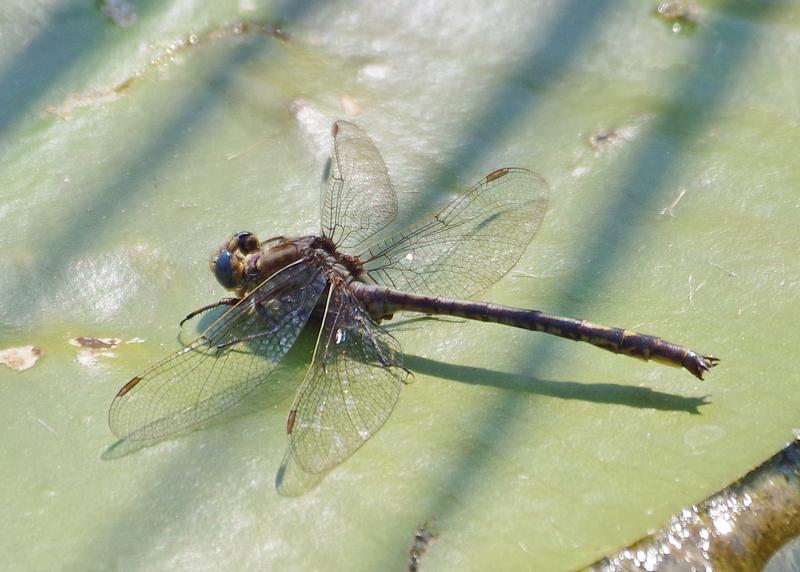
[713,516,732,535]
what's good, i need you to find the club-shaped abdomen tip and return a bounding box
[685,352,720,379]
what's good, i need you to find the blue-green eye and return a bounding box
[211,249,243,290]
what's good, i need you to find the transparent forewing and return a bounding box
[288,287,409,474]
[108,260,328,445]
[321,121,398,251]
[362,168,548,299]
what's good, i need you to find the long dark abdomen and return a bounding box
[351,283,719,380]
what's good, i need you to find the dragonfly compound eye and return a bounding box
[211,249,244,290]
[228,231,261,254]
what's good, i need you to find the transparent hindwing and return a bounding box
[287,286,410,475]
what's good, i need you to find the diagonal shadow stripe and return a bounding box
[0,0,161,142]
[392,0,619,230]
[1,41,271,327]
[371,1,778,568]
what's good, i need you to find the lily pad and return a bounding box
[1,0,799,570]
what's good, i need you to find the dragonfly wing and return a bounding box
[321,121,398,251]
[288,287,409,475]
[362,167,549,299]
[108,260,328,446]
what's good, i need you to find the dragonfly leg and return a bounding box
[180,297,240,327]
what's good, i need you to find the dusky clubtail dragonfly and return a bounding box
[108,121,718,481]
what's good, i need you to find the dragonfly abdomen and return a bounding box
[351,283,718,380]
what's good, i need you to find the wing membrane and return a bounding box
[288,287,409,474]
[362,167,548,299]
[108,260,327,445]
[321,121,398,250]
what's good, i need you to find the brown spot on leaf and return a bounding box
[69,336,122,350]
[408,522,438,572]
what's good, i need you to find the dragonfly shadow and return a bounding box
[405,355,710,415]
[274,447,329,497]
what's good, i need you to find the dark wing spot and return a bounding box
[486,167,510,182]
[117,376,142,397]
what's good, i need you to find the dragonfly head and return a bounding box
[211,231,261,290]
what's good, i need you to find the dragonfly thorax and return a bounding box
[211,231,365,297]
[309,235,365,285]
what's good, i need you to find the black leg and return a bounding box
[180,298,240,327]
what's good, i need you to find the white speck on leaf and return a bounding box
[0,346,42,372]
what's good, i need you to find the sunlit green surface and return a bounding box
[2,0,799,570]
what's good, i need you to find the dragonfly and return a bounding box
[107,121,719,483]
